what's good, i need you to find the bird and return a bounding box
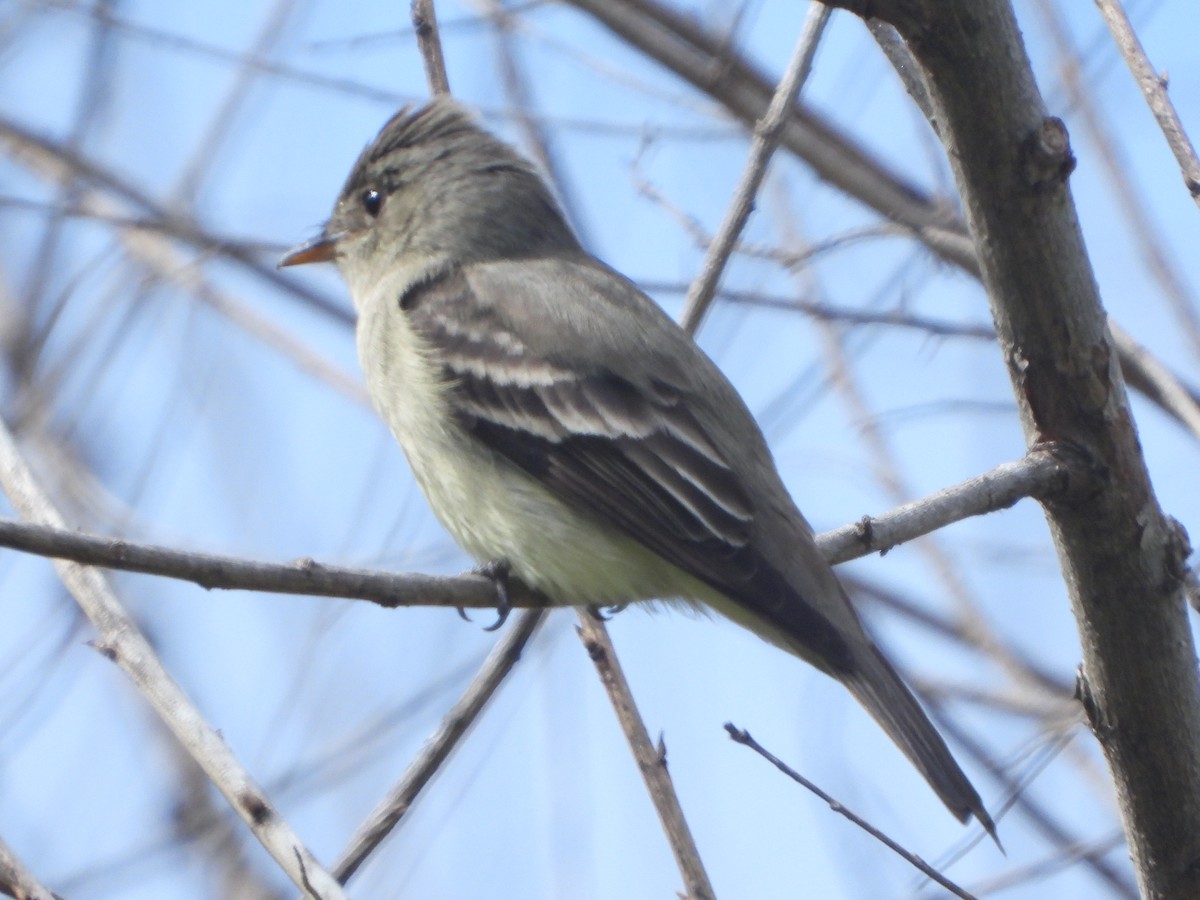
[280,97,996,840]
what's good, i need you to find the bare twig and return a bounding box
[0,450,1072,604]
[330,609,545,885]
[0,420,347,900]
[0,115,352,326]
[679,3,830,333]
[483,0,592,244]
[167,737,284,900]
[643,279,996,339]
[634,173,907,271]
[724,724,976,900]
[0,836,58,900]
[0,516,532,606]
[1093,0,1200,207]
[579,615,715,900]
[965,830,1128,897]
[1110,318,1200,444]
[173,0,296,203]
[932,712,1137,897]
[821,448,1073,564]
[865,20,934,125]
[1037,0,1200,360]
[411,0,451,95]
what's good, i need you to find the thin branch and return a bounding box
[865,19,934,125]
[578,614,715,900]
[679,2,831,333]
[965,831,1128,897]
[0,837,58,900]
[172,0,296,203]
[1037,0,1200,360]
[931,711,1138,898]
[643,280,996,339]
[634,171,908,271]
[0,518,526,606]
[411,0,451,95]
[0,450,1074,606]
[1093,0,1200,207]
[483,0,593,246]
[0,114,352,326]
[0,420,347,900]
[166,737,285,900]
[724,725,977,900]
[821,447,1074,565]
[1109,321,1200,443]
[329,609,545,885]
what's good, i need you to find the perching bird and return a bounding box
[280,98,996,839]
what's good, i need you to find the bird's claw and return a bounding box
[474,559,512,631]
[586,602,628,622]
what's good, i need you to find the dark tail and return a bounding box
[842,644,1000,846]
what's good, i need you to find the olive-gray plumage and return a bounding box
[281,98,996,840]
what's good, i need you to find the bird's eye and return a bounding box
[361,188,384,217]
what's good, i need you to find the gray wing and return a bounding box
[396,264,1002,837]
[400,264,856,672]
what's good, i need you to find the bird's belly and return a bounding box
[408,428,705,608]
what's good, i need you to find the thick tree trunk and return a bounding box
[821,1,1200,895]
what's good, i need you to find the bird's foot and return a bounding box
[586,602,628,622]
[460,559,513,631]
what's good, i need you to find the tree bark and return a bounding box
[820,2,1200,896]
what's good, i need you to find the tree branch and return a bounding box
[0,420,347,900]
[815,2,1200,894]
[1094,0,1200,208]
[0,837,57,900]
[724,725,977,899]
[330,609,545,885]
[411,0,451,96]
[821,447,1073,562]
[0,451,1071,609]
[578,614,715,899]
[679,3,830,333]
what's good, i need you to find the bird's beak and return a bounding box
[278,230,343,268]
